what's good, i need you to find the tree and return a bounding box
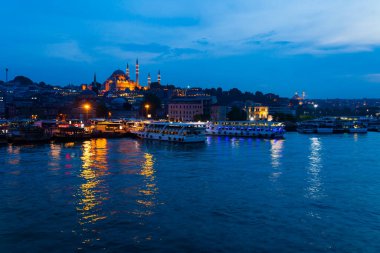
[227,106,247,121]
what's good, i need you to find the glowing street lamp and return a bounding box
[83,103,91,122]
[144,104,151,118]
[313,104,318,116]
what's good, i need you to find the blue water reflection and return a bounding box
[1,133,380,252]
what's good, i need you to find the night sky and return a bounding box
[1,0,380,98]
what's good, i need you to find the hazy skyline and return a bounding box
[1,0,380,98]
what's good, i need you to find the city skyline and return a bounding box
[1,1,380,98]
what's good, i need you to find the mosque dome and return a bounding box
[112,70,125,76]
[107,70,127,81]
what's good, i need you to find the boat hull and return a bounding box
[348,128,368,133]
[206,129,284,139]
[317,128,333,134]
[137,132,205,143]
[297,128,316,134]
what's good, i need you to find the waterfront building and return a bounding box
[103,61,162,92]
[104,69,142,92]
[250,104,269,120]
[168,96,213,122]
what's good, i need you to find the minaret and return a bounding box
[126,63,130,79]
[135,59,139,85]
[147,73,151,88]
[5,68,8,82]
[157,70,161,85]
[93,72,96,85]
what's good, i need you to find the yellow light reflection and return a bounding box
[50,143,61,160]
[48,143,61,171]
[77,139,109,225]
[64,142,75,148]
[135,153,158,216]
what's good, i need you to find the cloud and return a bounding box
[46,41,92,62]
[40,0,380,64]
[118,43,170,53]
[96,44,205,63]
[364,74,380,83]
[112,0,380,57]
[95,45,161,64]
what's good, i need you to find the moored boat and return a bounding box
[136,122,206,143]
[297,117,368,134]
[53,126,91,142]
[206,121,285,139]
[317,125,334,134]
[8,122,52,144]
[0,120,8,144]
[348,122,368,133]
[0,133,7,144]
[90,119,128,138]
[297,123,317,134]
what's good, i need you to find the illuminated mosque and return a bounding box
[103,59,161,92]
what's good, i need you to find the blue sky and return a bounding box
[1,0,380,98]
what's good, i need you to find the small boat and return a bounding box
[0,120,8,144]
[53,126,91,142]
[8,124,52,144]
[90,119,128,138]
[297,123,317,134]
[0,133,7,144]
[317,125,334,134]
[297,117,368,134]
[348,122,368,133]
[136,122,206,143]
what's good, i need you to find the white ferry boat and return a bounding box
[206,121,285,139]
[136,122,206,143]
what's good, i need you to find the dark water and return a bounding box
[1,133,380,252]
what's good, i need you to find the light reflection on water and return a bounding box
[136,153,158,214]
[77,139,109,225]
[306,137,324,200]
[1,133,380,252]
[7,145,20,165]
[270,139,284,181]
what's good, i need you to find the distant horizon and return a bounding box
[1,1,380,98]
[2,68,380,100]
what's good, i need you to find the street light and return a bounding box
[144,104,150,118]
[313,104,318,116]
[83,103,91,122]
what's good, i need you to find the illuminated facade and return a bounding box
[247,105,269,120]
[103,60,163,92]
[104,69,142,92]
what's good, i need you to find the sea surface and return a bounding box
[0,133,380,253]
